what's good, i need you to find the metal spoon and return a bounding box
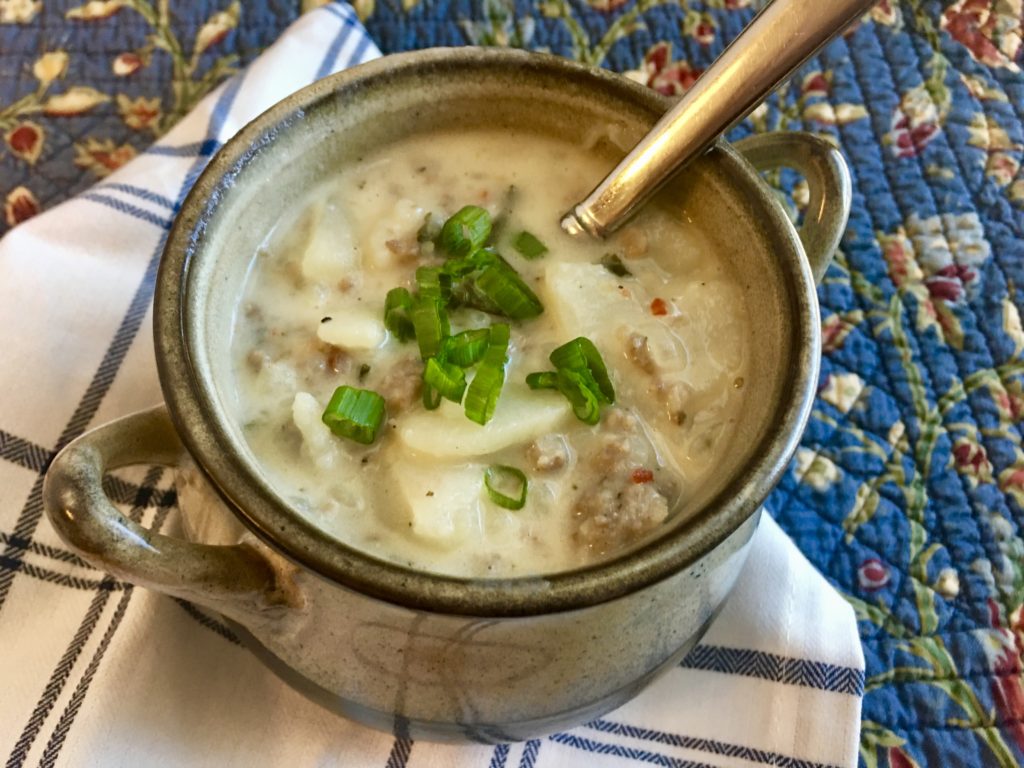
[561,0,877,238]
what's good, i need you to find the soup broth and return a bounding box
[231,129,751,578]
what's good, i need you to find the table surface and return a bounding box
[3,1,1024,766]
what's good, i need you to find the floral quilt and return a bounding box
[3,1,1024,766]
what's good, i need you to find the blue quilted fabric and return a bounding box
[3,1,1024,766]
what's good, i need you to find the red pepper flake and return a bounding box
[631,468,654,484]
[650,298,669,316]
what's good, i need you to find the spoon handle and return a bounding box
[561,0,877,238]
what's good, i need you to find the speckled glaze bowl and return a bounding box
[43,48,849,742]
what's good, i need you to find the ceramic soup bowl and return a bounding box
[43,48,849,742]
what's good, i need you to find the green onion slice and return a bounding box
[556,368,602,425]
[512,230,548,260]
[525,371,558,390]
[484,465,528,510]
[321,386,386,444]
[442,328,490,368]
[410,296,449,360]
[439,206,492,258]
[423,357,467,404]
[464,323,511,425]
[472,257,544,320]
[415,265,452,302]
[422,382,443,410]
[384,287,415,342]
[548,337,615,403]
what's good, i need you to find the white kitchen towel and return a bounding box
[0,4,864,767]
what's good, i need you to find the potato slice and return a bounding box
[543,262,634,342]
[299,197,359,285]
[316,309,386,350]
[392,460,486,548]
[292,392,339,471]
[398,386,571,459]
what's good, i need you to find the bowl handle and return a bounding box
[43,405,297,623]
[733,132,851,284]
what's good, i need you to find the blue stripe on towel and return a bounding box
[586,719,841,768]
[96,183,177,212]
[682,645,865,696]
[80,193,172,230]
[316,6,359,80]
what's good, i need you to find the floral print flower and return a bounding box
[879,230,924,289]
[4,186,39,226]
[822,311,863,353]
[870,0,902,28]
[978,601,1024,753]
[0,0,41,23]
[682,10,715,45]
[65,1,124,20]
[820,372,865,413]
[72,137,137,178]
[906,212,991,274]
[993,378,1024,423]
[42,86,109,116]
[795,448,840,491]
[936,567,961,598]
[116,94,161,132]
[634,42,703,97]
[33,52,69,87]
[4,122,44,165]
[986,151,1021,186]
[195,2,240,57]
[960,72,1009,101]
[886,84,943,158]
[801,70,830,98]
[925,264,978,304]
[965,113,1024,186]
[858,558,891,591]
[112,52,145,77]
[999,463,1024,507]
[802,101,869,125]
[952,437,993,485]
[887,746,922,768]
[941,0,1023,72]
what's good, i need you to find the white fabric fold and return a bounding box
[0,5,863,766]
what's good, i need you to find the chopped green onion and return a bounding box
[422,381,443,410]
[548,337,615,403]
[415,266,451,302]
[322,386,386,444]
[384,287,415,342]
[556,368,602,425]
[442,328,490,368]
[439,206,492,258]
[525,371,558,390]
[512,231,548,260]
[423,357,467,404]
[527,337,615,424]
[464,323,510,425]
[484,465,528,510]
[472,257,544,319]
[601,253,632,277]
[410,296,449,360]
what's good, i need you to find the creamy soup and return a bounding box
[230,129,751,578]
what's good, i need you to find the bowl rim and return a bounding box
[155,46,820,617]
